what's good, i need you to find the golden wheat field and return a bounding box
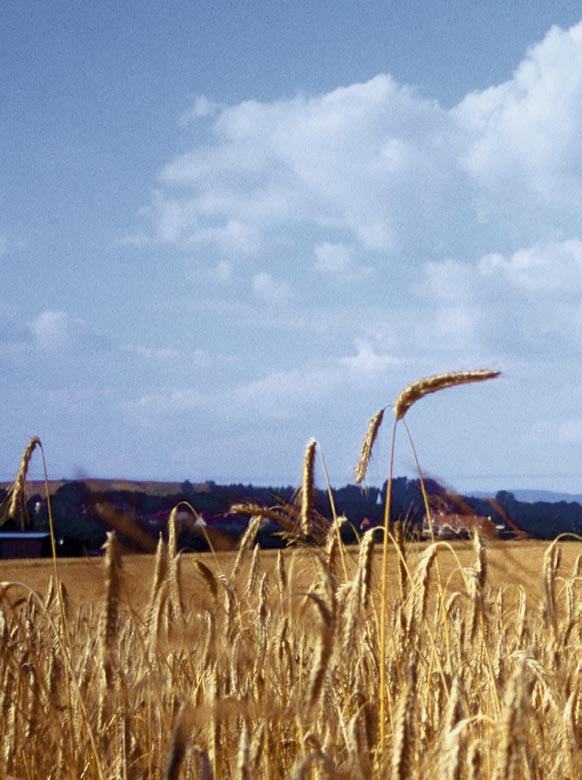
[3,371,578,779]
[1,534,581,780]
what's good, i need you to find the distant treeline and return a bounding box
[2,477,582,551]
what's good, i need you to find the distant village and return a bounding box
[2,476,582,558]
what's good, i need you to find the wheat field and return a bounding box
[4,371,579,778]
[1,532,581,779]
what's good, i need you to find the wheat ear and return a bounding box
[355,408,385,484]
[393,370,500,420]
[391,685,415,780]
[99,532,121,671]
[8,437,41,522]
[232,515,262,579]
[301,438,317,536]
[196,560,218,604]
[305,593,333,709]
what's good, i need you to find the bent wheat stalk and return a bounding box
[377,368,500,769]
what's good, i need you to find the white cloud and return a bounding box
[121,344,181,361]
[179,95,223,125]
[420,238,582,356]
[314,241,352,273]
[143,190,264,255]
[30,311,77,351]
[0,233,26,257]
[216,259,233,283]
[137,72,463,260]
[124,339,399,424]
[113,22,582,490]
[130,388,204,411]
[338,339,397,374]
[478,239,582,293]
[313,241,372,279]
[29,310,105,352]
[227,339,401,419]
[133,21,582,278]
[252,272,290,305]
[455,24,582,225]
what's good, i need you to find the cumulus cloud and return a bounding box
[143,190,265,255]
[420,238,582,355]
[478,239,582,293]
[137,72,466,260]
[133,21,582,278]
[117,21,582,489]
[456,24,582,210]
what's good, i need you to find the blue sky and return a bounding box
[3,1,582,493]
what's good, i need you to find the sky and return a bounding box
[3,1,582,494]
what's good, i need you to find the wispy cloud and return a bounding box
[179,95,224,126]
[125,339,398,423]
[252,271,291,305]
[313,242,372,280]
[29,310,108,353]
[0,233,26,258]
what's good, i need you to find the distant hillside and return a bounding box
[474,488,582,504]
[0,478,211,497]
[4,475,582,546]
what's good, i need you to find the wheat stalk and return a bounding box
[165,704,191,780]
[378,368,500,763]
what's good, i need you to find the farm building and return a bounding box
[422,512,496,539]
[0,532,51,559]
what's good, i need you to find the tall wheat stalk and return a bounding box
[7,438,106,778]
[355,369,500,767]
